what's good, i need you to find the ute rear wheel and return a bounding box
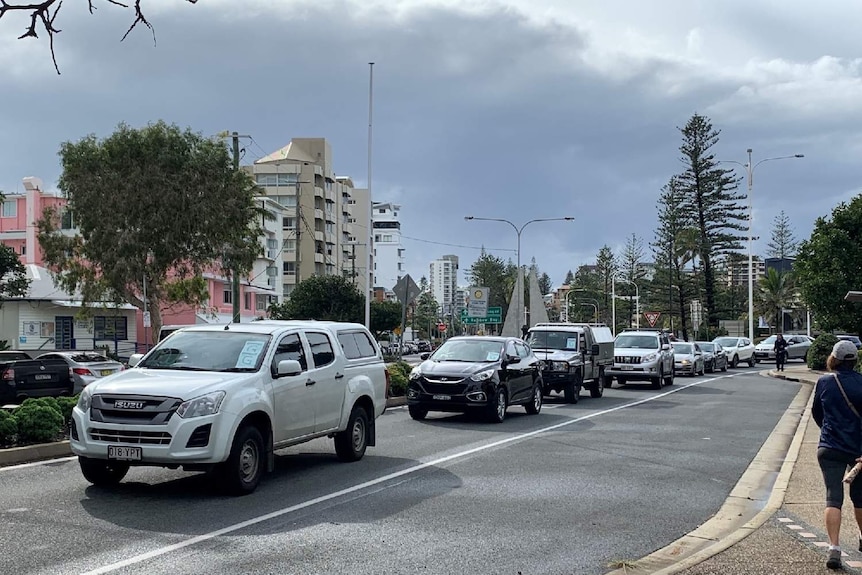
[590,368,605,398]
[335,405,369,462]
[79,457,129,487]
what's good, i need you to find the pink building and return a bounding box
[0,177,282,351]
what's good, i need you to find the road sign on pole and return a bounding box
[644,311,661,327]
[459,306,503,325]
[437,323,446,332]
[465,287,490,318]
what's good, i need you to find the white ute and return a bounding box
[70,320,389,495]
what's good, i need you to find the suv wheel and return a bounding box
[730,354,739,368]
[487,387,507,423]
[664,367,674,386]
[651,368,663,390]
[408,405,428,420]
[335,405,369,462]
[590,367,605,398]
[747,355,756,367]
[564,370,582,404]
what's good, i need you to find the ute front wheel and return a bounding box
[79,457,129,487]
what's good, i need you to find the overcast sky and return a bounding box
[1,0,859,289]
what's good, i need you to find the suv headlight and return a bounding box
[77,387,93,412]
[642,352,658,363]
[470,368,496,382]
[177,391,226,418]
[409,367,422,380]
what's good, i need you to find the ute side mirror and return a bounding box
[661,344,671,351]
[276,359,303,377]
[128,353,144,367]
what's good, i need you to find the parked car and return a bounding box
[37,351,125,394]
[671,342,705,376]
[696,341,728,373]
[416,340,432,353]
[71,320,388,495]
[713,336,756,368]
[753,335,813,362]
[607,329,675,389]
[406,336,544,423]
[0,351,74,404]
[836,334,862,350]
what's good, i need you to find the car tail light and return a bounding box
[2,368,13,381]
[72,368,92,376]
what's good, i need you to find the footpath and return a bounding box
[610,364,862,575]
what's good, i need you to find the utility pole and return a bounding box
[351,243,357,285]
[230,132,242,323]
[295,178,302,284]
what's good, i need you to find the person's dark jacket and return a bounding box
[812,368,862,456]
[774,337,789,355]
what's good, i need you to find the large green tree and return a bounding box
[651,176,692,340]
[37,121,266,338]
[795,195,862,334]
[370,300,403,339]
[757,268,795,332]
[767,210,799,260]
[268,275,363,322]
[0,0,199,74]
[618,233,646,329]
[0,242,30,302]
[676,114,748,331]
[595,245,617,325]
[467,250,514,318]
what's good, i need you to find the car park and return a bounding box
[696,341,728,373]
[671,342,705,376]
[406,336,544,423]
[713,336,756,368]
[753,334,813,361]
[607,329,675,389]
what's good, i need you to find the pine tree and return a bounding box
[676,113,747,331]
[767,210,799,260]
[595,245,617,325]
[618,233,646,328]
[564,269,574,285]
[651,176,692,341]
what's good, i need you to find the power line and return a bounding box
[399,235,517,253]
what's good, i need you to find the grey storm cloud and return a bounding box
[0,0,859,286]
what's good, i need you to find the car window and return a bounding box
[515,342,530,358]
[306,331,335,368]
[505,341,518,358]
[354,331,378,357]
[69,353,110,363]
[337,332,362,359]
[271,333,307,373]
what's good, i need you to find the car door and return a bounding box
[305,330,346,433]
[693,343,703,372]
[660,334,673,374]
[502,340,525,399]
[270,331,316,441]
[514,341,535,401]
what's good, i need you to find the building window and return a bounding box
[20,244,25,255]
[378,208,386,214]
[1,201,16,218]
[93,316,128,340]
[266,239,278,250]
[256,173,298,187]
[61,210,75,229]
[283,217,295,229]
[283,262,296,274]
[223,288,232,304]
[284,239,296,251]
[244,292,251,310]
[274,195,297,207]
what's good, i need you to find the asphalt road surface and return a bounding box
[0,367,800,575]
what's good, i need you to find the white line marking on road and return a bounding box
[0,456,76,472]
[69,373,738,574]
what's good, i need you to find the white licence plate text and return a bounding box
[432,394,451,400]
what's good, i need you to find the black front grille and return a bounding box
[89,427,172,445]
[420,378,469,395]
[186,424,212,448]
[615,356,643,364]
[90,395,182,425]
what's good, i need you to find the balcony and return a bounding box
[314,231,325,242]
[314,208,324,220]
[314,253,325,263]
[325,189,336,202]
[314,186,324,199]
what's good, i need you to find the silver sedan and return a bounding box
[36,351,125,394]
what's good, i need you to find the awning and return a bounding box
[51,300,138,310]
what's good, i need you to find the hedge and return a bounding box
[0,394,78,448]
[387,360,413,397]
[807,334,839,371]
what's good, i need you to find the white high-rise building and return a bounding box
[430,255,459,314]
[372,202,404,291]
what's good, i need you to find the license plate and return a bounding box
[100,370,114,376]
[33,374,52,380]
[108,446,142,461]
[621,365,634,371]
[432,394,451,401]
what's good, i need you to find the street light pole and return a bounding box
[581,303,598,324]
[464,216,574,334]
[614,277,640,330]
[720,151,803,341]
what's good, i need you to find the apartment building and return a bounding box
[372,202,405,291]
[251,138,371,301]
[724,256,766,287]
[430,255,459,315]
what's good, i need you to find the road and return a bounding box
[0,367,799,575]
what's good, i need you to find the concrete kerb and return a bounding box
[0,396,410,468]
[606,369,815,575]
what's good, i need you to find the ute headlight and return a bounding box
[409,367,422,380]
[470,368,496,382]
[642,352,657,363]
[77,387,93,412]
[177,391,226,419]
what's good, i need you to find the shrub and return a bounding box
[807,334,839,370]
[14,404,63,444]
[0,410,16,445]
[388,360,413,379]
[21,397,62,417]
[55,395,79,423]
[388,368,408,397]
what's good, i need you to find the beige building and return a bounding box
[250,138,372,302]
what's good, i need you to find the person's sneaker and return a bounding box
[827,548,842,569]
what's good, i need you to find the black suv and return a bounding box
[406,336,544,423]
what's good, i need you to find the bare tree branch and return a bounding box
[0,0,198,75]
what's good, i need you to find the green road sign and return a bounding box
[460,306,503,324]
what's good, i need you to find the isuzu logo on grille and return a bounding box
[114,400,145,410]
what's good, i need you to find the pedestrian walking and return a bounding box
[812,340,862,569]
[774,333,789,371]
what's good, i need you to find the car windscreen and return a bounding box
[68,353,111,363]
[698,343,715,352]
[614,335,659,349]
[714,338,739,347]
[759,336,777,345]
[672,343,693,354]
[140,331,272,372]
[527,331,578,351]
[430,339,504,362]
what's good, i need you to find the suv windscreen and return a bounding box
[714,337,739,347]
[527,331,577,351]
[615,334,659,349]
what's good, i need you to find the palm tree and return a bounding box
[757,269,795,332]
